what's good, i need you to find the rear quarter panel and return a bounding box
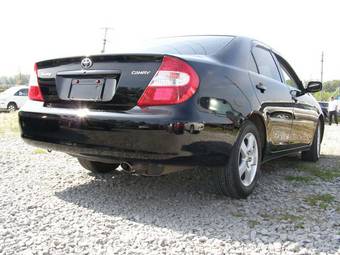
[181,56,260,149]
[184,56,257,119]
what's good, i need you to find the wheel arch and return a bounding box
[7,101,17,108]
[319,113,325,142]
[246,112,267,159]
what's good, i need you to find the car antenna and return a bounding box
[101,27,114,54]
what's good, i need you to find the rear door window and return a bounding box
[252,46,281,82]
[248,54,258,73]
[15,89,28,96]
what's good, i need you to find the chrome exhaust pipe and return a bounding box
[121,162,133,173]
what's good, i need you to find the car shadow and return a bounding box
[55,153,339,253]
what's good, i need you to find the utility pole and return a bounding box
[320,51,324,99]
[320,51,324,83]
[101,27,114,54]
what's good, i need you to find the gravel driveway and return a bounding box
[0,122,339,254]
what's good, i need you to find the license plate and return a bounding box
[67,78,116,101]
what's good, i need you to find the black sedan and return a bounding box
[318,101,329,119]
[19,35,323,198]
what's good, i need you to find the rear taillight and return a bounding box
[28,63,44,101]
[137,56,199,107]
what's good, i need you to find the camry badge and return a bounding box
[81,57,93,69]
[131,71,151,75]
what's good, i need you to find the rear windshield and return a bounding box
[115,36,234,55]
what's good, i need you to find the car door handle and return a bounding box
[256,83,267,93]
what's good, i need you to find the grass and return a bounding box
[0,112,20,137]
[278,213,304,222]
[294,162,340,182]
[277,213,305,229]
[284,175,315,183]
[309,168,340,181]
[300,163,340,181]
[260,213,276,220]
[295,222,305,229]
[336,206,340,214]
[231,212,243,218]
[271,158,340,183]
[33,148,47,154]
[245,213,306,229]
[305,194,335,209]
[248,220,260,228]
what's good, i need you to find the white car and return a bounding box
[184,122,205,134]
[0,86,29,112]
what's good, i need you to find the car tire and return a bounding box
[301,121,321,162]
[7,102,17,112]
[78,158,120,174]
[213,121,262,198]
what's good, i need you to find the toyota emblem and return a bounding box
[81,57,93,69]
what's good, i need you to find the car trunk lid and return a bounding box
[37,54,163,110]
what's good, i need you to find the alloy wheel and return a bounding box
[8,105,16,112]
[238,133,259,186]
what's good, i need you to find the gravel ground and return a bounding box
[0,123,339,254]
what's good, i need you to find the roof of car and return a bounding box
[1,86,27,93]
[8,85,28,90]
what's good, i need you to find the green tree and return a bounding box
[314,91,333,101]
[312,80,340,101]
[0,73,29,86]
[322,80,340,93]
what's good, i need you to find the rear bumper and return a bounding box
[0,102,7,110]
[19,101,238,167]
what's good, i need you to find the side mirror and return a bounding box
[305,81,322,93]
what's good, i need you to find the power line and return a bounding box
[101,27,114,54]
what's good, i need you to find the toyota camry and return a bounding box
[19,35,323,198]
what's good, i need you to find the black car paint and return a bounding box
[318,102,328,118]
[19,36,323,174]
[38,55,163,110]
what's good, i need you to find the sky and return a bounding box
[0,0,339,81]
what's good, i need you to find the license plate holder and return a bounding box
[69,78,104,101]
[61,77,117,102]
